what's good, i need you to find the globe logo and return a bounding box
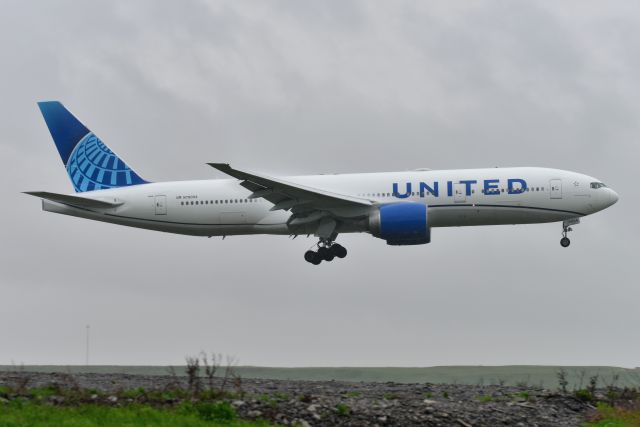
[66,133,136,192]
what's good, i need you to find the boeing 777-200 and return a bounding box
[26,101,619,264]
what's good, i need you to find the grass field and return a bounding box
[2,365,639,388]
[0,401,272,427]
[584,403,640,427]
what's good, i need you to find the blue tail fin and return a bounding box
[37,101,148,192]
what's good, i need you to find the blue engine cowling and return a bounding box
[368,203,431,245]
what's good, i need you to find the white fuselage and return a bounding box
[42,167,618,238]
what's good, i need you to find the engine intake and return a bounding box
[369,203,430,245]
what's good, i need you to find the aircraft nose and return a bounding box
[609,188,619,206]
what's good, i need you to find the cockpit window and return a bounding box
[590,182,607,189]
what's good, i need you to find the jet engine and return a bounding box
[368,202,430,245]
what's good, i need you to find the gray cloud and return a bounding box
[0,0,637,367]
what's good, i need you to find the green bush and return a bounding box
[194,401,237,422]
[28,386,58,400]
[336,403,350,416]
[574,389,594,402]
[0,385,12,396]
[121,387,147,399]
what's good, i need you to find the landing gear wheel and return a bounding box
[331,244,347,259]
[304,250,322,265]
[318,246,334,262]
[304,236,348,264]
[559,219,579,248]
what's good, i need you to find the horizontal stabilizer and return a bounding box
[23,191,122,209]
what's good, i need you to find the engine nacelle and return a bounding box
[368,203,431,245]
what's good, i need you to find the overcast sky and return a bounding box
[1,1,638,368]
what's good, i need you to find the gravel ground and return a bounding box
[0,371,597,426]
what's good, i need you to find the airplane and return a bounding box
[26,101,619,265]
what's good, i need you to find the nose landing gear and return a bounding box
[304,239,348,265]
[560,218,580,248]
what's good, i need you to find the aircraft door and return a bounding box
[154,195,167,215]
[549,179,562,199]
[453,183,466,203]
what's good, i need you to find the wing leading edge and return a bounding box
[207,163,373,212]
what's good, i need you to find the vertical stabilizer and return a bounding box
[37,101,148,192]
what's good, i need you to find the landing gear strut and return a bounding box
[560,218,580,248]
[304,238,348,265]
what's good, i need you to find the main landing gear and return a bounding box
[560,218,580,248]
[304,239,347,265]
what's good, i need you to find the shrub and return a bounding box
[557,369,568,393]
[574,389,594,402]
[336,403,350,416]
[121,387,146,399]
[29,387,57,400]
[194,401,236,422]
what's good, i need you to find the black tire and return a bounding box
[560,237,571,248]
[318,247,334,261]
[304,250,321,264]
[331,244,347,259]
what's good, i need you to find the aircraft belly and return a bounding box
[428,204,574,227]
[43,201,290,237]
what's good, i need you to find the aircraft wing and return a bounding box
[207,163,373,213]
[23,191,122,210]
